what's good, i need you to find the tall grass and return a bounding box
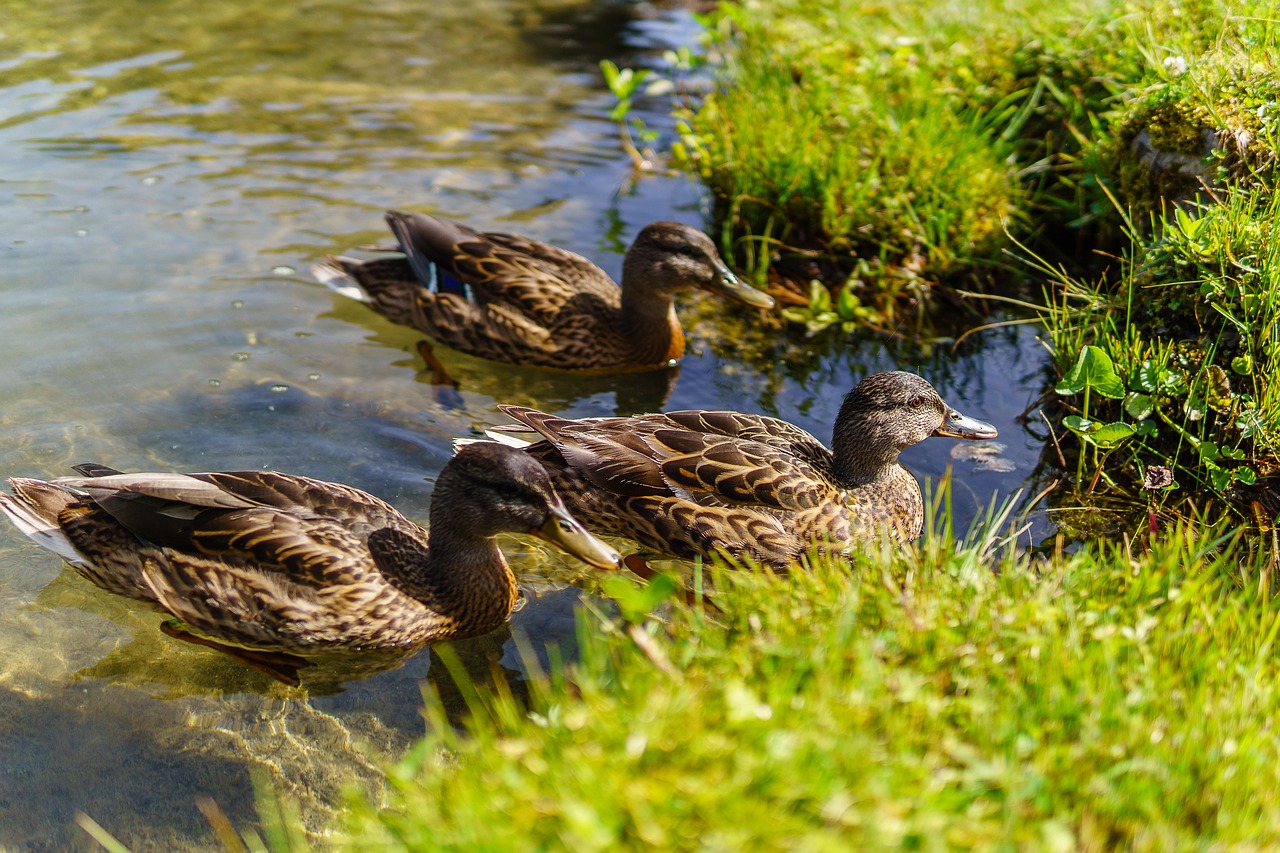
[684,42,1022,292]
[330,515,1280,850]
[677,0,1273,320]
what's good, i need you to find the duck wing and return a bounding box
[499,408,849,567]
[647,429,838,511]
[500,407,839,510]
[51,470,416,592]
[387,212,619,323]
[661,410,832,459]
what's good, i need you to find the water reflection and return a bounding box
[2,542,601,848]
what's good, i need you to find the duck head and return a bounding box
[831,371,998,484]
[622,222,775,310]
[438,443,621,570]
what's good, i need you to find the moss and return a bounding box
[1110,48,1280,213]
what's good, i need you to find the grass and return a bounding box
[670,0,1277,325]
[1034,9,1280,535]
[681,35,1022,288]
[676,0,1031,315]
[309,507,1280,850]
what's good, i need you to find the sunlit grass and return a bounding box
[675,0,1274,322]
[684,43,1022,289]
[319,510,1280,850]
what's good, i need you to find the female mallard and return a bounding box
[492,372,998,569]
[312,211,775,372]
[0,443,619,684]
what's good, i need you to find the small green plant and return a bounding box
[779,277,876,335]
[1055,345,1132,446]
[599,59,668,172]
[600,571,679,624]
[1054,345,1143,487]
[1052,339,1263,499]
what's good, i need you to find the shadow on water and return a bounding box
[517,0,687,68]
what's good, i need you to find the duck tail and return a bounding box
[496,406,580,443]
[0,479,90,568]
[311,256,374,304]
[384,211,474,300]
[451,430,533,454]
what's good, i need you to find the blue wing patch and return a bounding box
[435,267,472,300]
[406,255,473,301]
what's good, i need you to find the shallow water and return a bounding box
[0,0,1050,848]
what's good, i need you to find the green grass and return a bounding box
[673,0,1276,323]
[316,511,1280,850]
[1034,8,1280,531]
[681,35,1022,293]
[673,0,1280,522]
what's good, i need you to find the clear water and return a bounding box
[0,0,1049,848]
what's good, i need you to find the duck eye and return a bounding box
[491,482,532,505]
[909,397,927,408]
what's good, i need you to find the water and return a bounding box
[0,0,1050,848]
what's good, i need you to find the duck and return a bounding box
[311,211,775,373]
[489,372,998,570]
[0,443,620,685]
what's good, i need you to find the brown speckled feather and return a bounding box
[496,372,998,569]
[504,407,854,566]
[313,212,775,372]
[0,444,618,660]
[44,471,487,651]
[449,231,620,318]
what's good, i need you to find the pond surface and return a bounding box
[0,0,1050,848]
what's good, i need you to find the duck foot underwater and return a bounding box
[417,340,457,388]
[416,340,464,410]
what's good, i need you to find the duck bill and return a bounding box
[531,504,621,570]
[709,263,776,309]
[934,407,999,440]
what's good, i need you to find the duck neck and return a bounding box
[830,411,902,488]
[422,521,508,588]
[620,276,685,365]
[379,488,518,637]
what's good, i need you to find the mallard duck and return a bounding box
[0,443,620,684]
[312,211,775,372]
[491,372,998,569]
